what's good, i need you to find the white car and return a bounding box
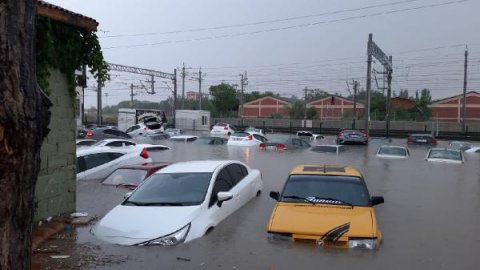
[91,138,170,152]
[296,130,323,140]
[425,148,464,164]
[92,160,263,246]
[76,146,153,181]
[76,139,97,148]
[164,128,182,136]
[245,127,264,136]
[227,132,268,146]
[210,123,235,136]
[464,146,480,153]
[170,135,199,142]
[126,123,165,137]
[376,145,409,159]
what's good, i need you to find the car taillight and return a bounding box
[85,131,93,138]
[259,143,265,150]
[140,148,149,159]
[247,135,253,140]
[144,127,150,130]
[339,132,344,136]
[276,144,286,150]
[362,132,368,137]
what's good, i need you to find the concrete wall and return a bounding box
[34,70,76,222]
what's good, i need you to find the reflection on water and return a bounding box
[76,134,480,270]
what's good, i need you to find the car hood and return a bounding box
[268,203,375,238]
[93,204,202,245]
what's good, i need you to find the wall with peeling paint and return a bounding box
[34,70,76,222]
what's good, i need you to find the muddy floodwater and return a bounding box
[45,135,480,269]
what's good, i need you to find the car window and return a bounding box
[109,152,124,160]
[209,168,234,207]
[103,129,117,136]
[253,134,267,142]
[476,149,480,153]
[82,153,113,171]
[226,164,247,186]
[106,141,124,147]
[126,125,139,133]
[124,141,136,146]
[77,157,86,173]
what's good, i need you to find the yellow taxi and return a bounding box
[267,164,384,249]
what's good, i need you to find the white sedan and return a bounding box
[465,146,480,153]
[425,148,464,164]
[77,146,153,181]
[376,145,409,159]
[227,132,268,146]
[88,138,170,152]
[92,160,263,246]
[210,123,235,136]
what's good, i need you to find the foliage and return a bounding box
[284,100,305,119]
[306,89,331,101]
[209,83,239,116]
[36,16,108,100]
[270,112,283,119]
[306,107,317,119]
[370,91,386,120]
[398,89,410,99]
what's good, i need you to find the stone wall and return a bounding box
[34,70,76,222]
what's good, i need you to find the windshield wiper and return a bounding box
[282,195,316,205]
[312,197,354,207]
[123,200,144,206]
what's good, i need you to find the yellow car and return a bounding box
[267,164,384,249]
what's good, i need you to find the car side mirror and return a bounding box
[124,191,133,199]
[371,196,384,206]
[269,191,280,201]
[216,191,233,207]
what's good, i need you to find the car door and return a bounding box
[226,163,251,207]
[83,152,123,180]
[207,166,235,224]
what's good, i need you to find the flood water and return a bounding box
[69,134,480,270]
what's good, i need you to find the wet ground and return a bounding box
[38,134,480,269]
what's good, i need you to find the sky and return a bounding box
[46,0,480,108]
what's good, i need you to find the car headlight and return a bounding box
[348,238,378,249]
[137,223,190,246]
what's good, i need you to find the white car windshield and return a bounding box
[378,147,407,156]
[124,173,212,206]
[428,149,462,161]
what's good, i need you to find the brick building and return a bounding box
[429,91,480,122]
[241,96,291,118]
[390,97,414,109]
[307,96,365,120]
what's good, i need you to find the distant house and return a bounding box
[429,91,480,122]
[240,96,291,118]
[307,96,365,120]
[186,91,199,101]
[390,97,414,110]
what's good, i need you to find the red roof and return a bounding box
[37,1,98,31]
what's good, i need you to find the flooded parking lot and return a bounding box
[45,135,480,269]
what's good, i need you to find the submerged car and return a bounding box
[93,160,263,246]
[336,129,368,145]
[407,134,437,145]
[76,139,97,147]
[245,127,265,136]
[376,145,409,159]
[448,141,471,151]
[170,135,198,142]
[79,127,132,140]
[311,144,346,154]
[126,122,165,137]
[267,164,384,249]
[228,132,268,146]
[259,137,310,151]
[465,146,480,153]
[193,136,228,145]
[76,146,152,181]
[210,123,235,136]
[426,148,464,164]
[102,162,170,189]
[296,130,323,140]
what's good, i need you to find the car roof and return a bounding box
[97,138,134,143]
[76,145,139,156]
[158,160,240,174]
[118,162,170,170]
[410,133,433,136]
[379,145,407,149]
[289,164,362,177]
[429,147,461,152]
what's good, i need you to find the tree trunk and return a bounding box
[0,0,51,269]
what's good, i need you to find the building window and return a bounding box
[201,115,208,126]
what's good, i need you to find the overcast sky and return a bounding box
[47,0,480,108]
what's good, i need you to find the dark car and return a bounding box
[193,136,228,145]
[407,134,437,145]
[259,137,310,151]
[336,129,368,145]
[102,162,170,189]
[79,127,132,140]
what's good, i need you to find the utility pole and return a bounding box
[353,80,359,129]
[304,87,308,127]
[385,56,393,137]
[130,84,135,108]
[365,33,373,135]
[462,47,468,133]
[182,63,186,109]
[147,75,155,94]
[173,68,177,127]
[198,67,203,110]
[97,80,102,125]
[81,65,86,125]
[104,92,109,107]
[239,71,248,117]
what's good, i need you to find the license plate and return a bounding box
[417,139,427,142]
[266,146,276,150]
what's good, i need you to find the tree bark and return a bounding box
[0,0,51,269]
